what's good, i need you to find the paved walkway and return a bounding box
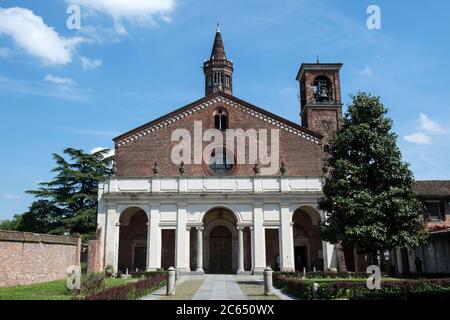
[192,274,248,300]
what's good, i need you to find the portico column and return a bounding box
[196,226,204,274]
[279,202,295,272]
[322,241,337,271]
[186,227,191,272]
[252,202,266,274]
[146,222,151,270]
[113,221,120,273]
[250,226,255,272]
[175,203,189,272]
[147,203,161,271]
[237,226,245,274]
[104,204,118,271]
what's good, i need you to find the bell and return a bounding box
[319,86,328,99]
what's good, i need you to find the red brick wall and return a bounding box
[0,231,81,288]
[115,99,325,177]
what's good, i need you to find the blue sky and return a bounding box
[0,0,449,220]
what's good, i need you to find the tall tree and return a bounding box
[24,148,113,236]
[319,92,427,264]
[0,214,22,231]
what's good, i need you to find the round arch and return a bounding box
[199,206,240,274]
[291,205,324,272]
[292,205,322,226]
[199,204,242,224]
[118,205,150,225]
[118,206,149,273]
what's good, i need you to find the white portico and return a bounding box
[97,176,337,274]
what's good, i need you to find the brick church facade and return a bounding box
[96,27,450,276]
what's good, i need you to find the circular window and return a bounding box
[205,148,235,176]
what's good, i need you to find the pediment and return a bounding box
[114,92,323,148]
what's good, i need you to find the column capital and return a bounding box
[196,226,204,231]
[254,202,263,208]
[280,201,291,207]
[115,222,121,227]
[237,225,245,231]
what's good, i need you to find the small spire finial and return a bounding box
[216,22,220,33]
[316,55,320,64]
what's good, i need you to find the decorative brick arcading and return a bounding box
[116,96,321,148]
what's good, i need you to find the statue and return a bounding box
[153,162,159,175]
[280,162,287,176]
[179,161,185,176]
[253,162,260,175]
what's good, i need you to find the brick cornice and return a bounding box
[115,93,323,148]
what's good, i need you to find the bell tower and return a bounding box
[203,24,234,96]
[296,62,343,139]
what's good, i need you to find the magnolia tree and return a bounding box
[319,92,428,266]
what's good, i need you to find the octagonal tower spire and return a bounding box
[203,24,234,96]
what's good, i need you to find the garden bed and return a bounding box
[84,273,166,300]
[273,273,450,300]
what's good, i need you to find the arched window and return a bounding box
[214,109,228,130]
[313,76,333,103]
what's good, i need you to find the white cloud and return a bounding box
[90,147,115,158]
[0,7,84,65]
[80,57,103,70]
[0,73,90,102]
[44,74,77,87]
[359,65,373,77]
[404,132,432,145]
[69,0,175,33]
[3,194,20,200]
[419,113,446,134]
[0,46,11,57]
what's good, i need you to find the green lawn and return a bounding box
[0,277,136,300]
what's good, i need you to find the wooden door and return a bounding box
[133,246,147,271]
[209,226,232,274]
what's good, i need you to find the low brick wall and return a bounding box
[0,230,81,288]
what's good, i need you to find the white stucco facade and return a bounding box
[97,175,337,274]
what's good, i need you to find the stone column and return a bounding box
[175,203,189,272]
[250,226,255,272]
[196,226,204,274]
[279,202,295,272]
[237,226,245,274]
[113,221,120,273]
[253,203,266,274]
[146,221,151,270]
[322,241,337,271]
[147,203,161,271]
[186,227,191,272]
[104,204,117,271]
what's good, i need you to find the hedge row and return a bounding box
[273,274,450,300]
[276,271,377,279]
[85,274,166,300]
[399,272,450,279]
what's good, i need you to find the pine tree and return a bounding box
[23,148,113,236]
[319,93,428,263]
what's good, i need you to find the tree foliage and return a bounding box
[1,148,113,236]
[319,93,427,257]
